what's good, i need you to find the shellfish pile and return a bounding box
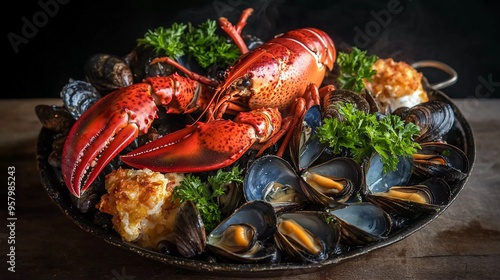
[35,32,470,266]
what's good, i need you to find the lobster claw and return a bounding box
[61,84,157,197]
[121,120,257,173]
[121,108,283,173]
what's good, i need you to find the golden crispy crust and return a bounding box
[365,58,428,110]
[97,168,184,249]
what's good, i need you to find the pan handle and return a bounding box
[411,60,458,90]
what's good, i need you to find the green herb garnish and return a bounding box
[316,102,421,173]
[184,19,241,69]
[137,23,187,60]
[137,19,241,70]
[172,166,244,232]
[336,47,378,93]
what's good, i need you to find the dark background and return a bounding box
[5,0,500,99]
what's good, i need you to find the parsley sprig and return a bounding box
[137,23,187,60]
[316,103,421,173]
[336,47,378,93]
[137,19,241,70]
[184,20,241,69]
[172,166,244,232]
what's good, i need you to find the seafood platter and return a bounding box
[36,8,475,276]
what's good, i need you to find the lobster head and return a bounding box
[212,28,336,117]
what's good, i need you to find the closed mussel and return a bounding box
[328,202,392,246]
[274,211,340,263]
[244,155,307,212]
[173,200,206,258]
[206,201,279,263]
[85,53,133,94]
[396,100,455,143]
[300,157,363,208]
[322,89,371,120]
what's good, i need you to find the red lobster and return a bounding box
[61,8,336,197]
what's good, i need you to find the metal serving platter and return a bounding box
[36,78,475,277]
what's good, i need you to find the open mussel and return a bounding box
[85,53,133,94]
[244,155,307,212]
[289,105,326,171]
[300,157,363,208]
[411,142,469,184]
[365,177,452,217]
[273,211,340,263]
[206,201,279,263]
[327,202,392,246]
[394,100,455,143]
[365,152,414,194]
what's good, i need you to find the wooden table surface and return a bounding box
[1,98,499,280]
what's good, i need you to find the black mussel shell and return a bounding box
[366,177,452,217]
[174,201,206,258]
[402,100,454,143]
[125,46,177,83]
[84,53,133,94]
[411,142,469,183]
[322,89,370,120]
[35,105,74,133]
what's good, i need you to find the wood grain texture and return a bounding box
[0,98,499,280]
